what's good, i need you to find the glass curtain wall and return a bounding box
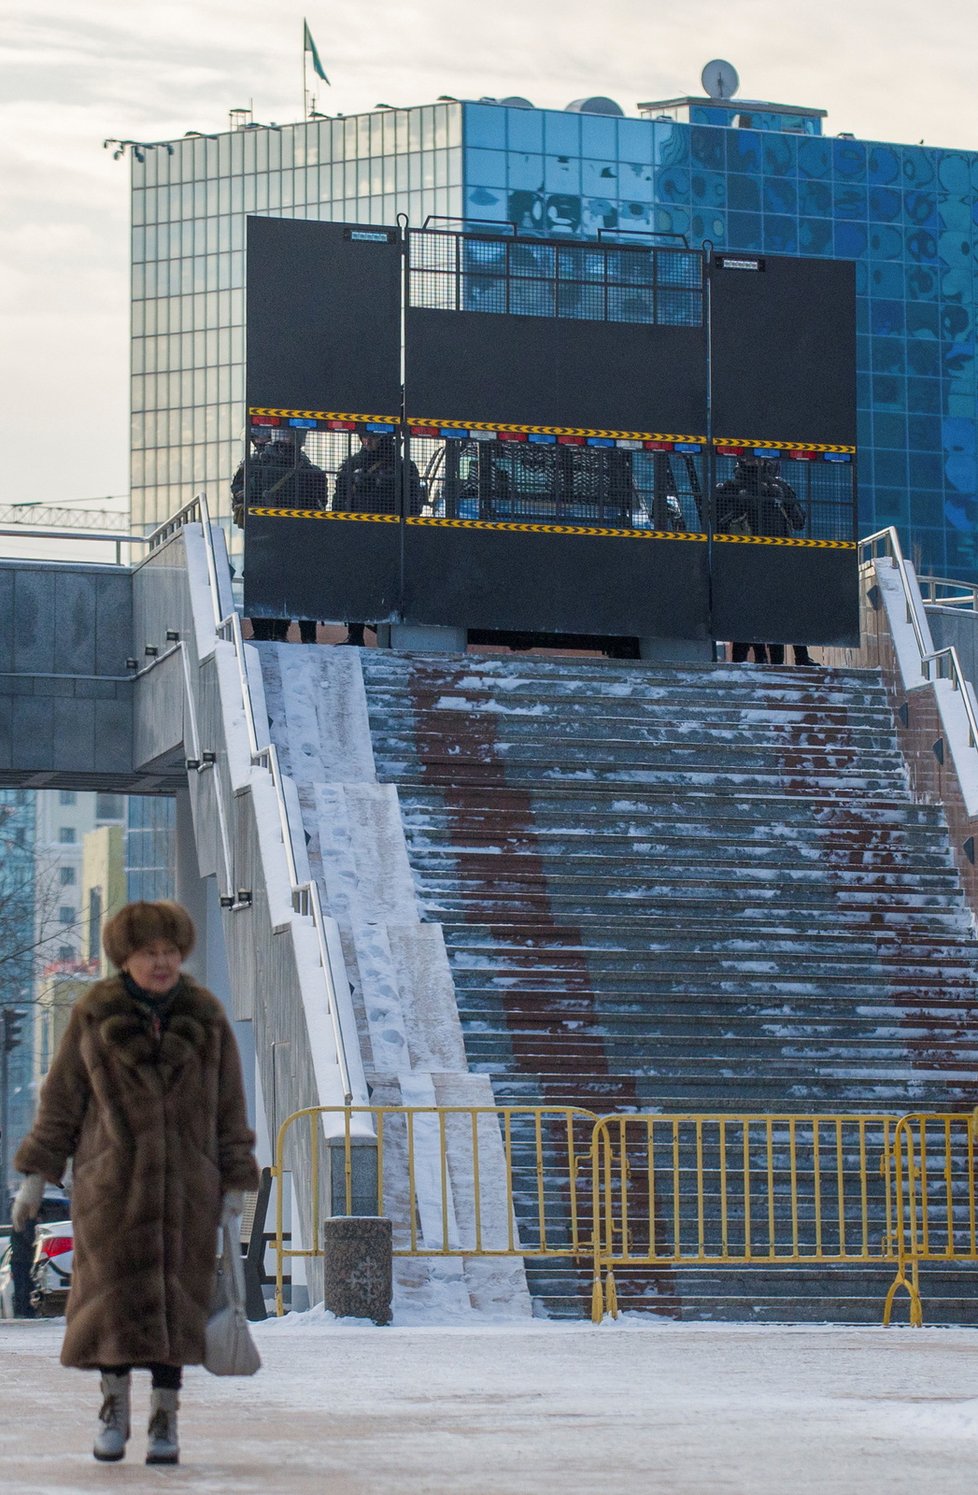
[130,104,463,540]
[460,102,978,581]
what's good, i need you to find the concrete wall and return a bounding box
[926,606,978,690]
[0,561,135,788]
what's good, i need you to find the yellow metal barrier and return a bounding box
[590,1112,902,1322]
[883,1110,978,1327]
[272,1105,978,1324]
[272,1104,597,1315]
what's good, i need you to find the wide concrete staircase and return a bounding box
[264,648,978,1327]
[265,646,978,1320]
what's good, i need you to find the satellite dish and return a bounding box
[565,97,625,116]
[701,59,739,100]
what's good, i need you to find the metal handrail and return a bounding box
[0,526,149,566]
[917,575,978,610]
[148,494,206,549]
[859,527,978,749]
[156,492,361,1107]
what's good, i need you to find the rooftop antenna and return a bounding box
[701,59,739,100]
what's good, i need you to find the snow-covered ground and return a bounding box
[3,1309,978,1494]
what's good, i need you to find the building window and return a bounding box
[88,888,103,962]
[58,827,76,844]
[58,905,75,925]
[59,790,77,806]
[58,945,73,962]
[59,866,76,886]
[96,793,126,821]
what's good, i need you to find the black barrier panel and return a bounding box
[246,218,402,415]
[401,523,710,640]
[709,253,857,449]
[406,231,705,435]
[407,311,704,436]
[244,514,402,625]
[711,540,859,647]
[241,423,410,623]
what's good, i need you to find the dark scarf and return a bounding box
[121,970,181,1041]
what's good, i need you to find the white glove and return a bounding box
[12,1174,44,1232]
[220,1190,244,1227]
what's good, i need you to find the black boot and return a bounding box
[336,623,366,646]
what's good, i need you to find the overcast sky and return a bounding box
[1,0,976,519]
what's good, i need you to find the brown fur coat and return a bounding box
[14,975,259,1369]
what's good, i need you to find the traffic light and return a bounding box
[2,1008,26,1053]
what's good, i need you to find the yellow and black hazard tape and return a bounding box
[714,437,857,454]
[714,534,857,550]
[407,516,705,540]
[247,509,855,548]
[249,507,702,539]
[246,507,400,523]
[408,418,707,443]
[248,408,400,425]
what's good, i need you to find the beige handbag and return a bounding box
[204,1217,261,1377]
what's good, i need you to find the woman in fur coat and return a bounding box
[11,900,259,1467]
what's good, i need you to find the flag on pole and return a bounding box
[303,20,330,84]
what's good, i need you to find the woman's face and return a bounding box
[124,939,183,994]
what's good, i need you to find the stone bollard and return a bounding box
[321,1216,393,1325]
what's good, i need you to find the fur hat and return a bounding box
[102,901,196,968]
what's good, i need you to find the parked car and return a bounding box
[0,1191,72,1318]
[31,1220,73,1316]
[0,1237,13,1318]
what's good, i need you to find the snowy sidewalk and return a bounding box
[2,1312,978,1494]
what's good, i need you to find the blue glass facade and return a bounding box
[459,102,978,581]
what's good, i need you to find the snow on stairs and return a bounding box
[256,643,534,1319]
[360,651,978,1323]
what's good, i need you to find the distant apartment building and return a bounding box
[34,790,126,969]
[31,818,127,1090]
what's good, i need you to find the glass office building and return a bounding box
[130,88,978,580]
[0,789,38,1184]
[124,795,175,903]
